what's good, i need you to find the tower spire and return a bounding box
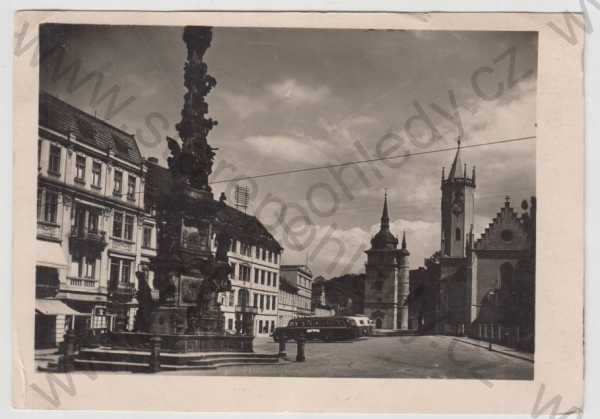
[399,230,410,256]
[381,189,390,230]
[447,138,463,180]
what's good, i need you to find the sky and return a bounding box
[39,25,537,278]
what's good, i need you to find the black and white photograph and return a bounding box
[32,23,539,380]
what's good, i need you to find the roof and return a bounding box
[145,162,283,252]
[280,264,312,276]
[39,92,143,165]
[447,140,463,180]
[370,192,398,250]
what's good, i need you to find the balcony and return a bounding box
[235,305,258,315]
[69,226,108,254]
[67,276,99,288]
[109,281,136,303]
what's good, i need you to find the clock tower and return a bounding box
[440,140,476,258]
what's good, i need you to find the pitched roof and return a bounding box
[145,162,283,252]
[370,192,398,250]
[39,92,143,165]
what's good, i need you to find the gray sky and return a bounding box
[40,25,537,277]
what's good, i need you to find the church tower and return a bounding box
[364,192,411,330]
[440,140,476,258]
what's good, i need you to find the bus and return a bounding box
[272,316,363,342]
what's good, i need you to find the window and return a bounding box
[230,240,237,253]
[92,162,102,188]
[113,170,123,195]
[253,293,258,308]
[38,140,42,168]
[113,212,123,238]
[121,260,131,283]
[273,273,278,288]
[266,295,270,310]
[75,155,86,182]
[127,176,136,201]
[267,271,271,286]
[229,291,235,306]
[274,253,278,264]
[254,269,259,283]
[42,190,58,223]
[260,294,264,310]
[110,257,132,284]
[255,246,260,259]
[240,242,251,257]
[240,265,251,282]
[142,225,152,248]
[261,270,265,285]
[88,209,99,233]
[261,248,266,260]
[73,254,96,279]
[268,251,272,263]
[501,229,514,242]
[455,227,461,241]
[227,318,233,330]
[124,215,134,241]
[272,296,277,308]
[258,320,263,334]
[48,145,61,175]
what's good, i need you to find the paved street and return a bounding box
[163,335,533,379]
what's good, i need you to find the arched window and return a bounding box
[455,227,461,241]
[499,262,514,290]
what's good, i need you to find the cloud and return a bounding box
[242,134,334,165]
[266,78,331,104]
[216,78,332,120]
[216,90,268,119]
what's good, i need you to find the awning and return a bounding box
[35,299,86,316]
[36,240,68,268]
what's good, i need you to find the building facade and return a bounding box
[280,265,313,317]
[36,92,147,348]
[363,193,410,330]
[218,239,282,337]
[277,277,301,327]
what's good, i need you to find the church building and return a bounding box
[412,140,535,351]
[363,193,410,330]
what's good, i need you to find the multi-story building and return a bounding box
[218,238,282,336]
[277,277,300,327]
[280,265,313,317]
[35,92,148,349]
[144,161,283,338]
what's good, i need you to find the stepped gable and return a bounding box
[474,198,528,252]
